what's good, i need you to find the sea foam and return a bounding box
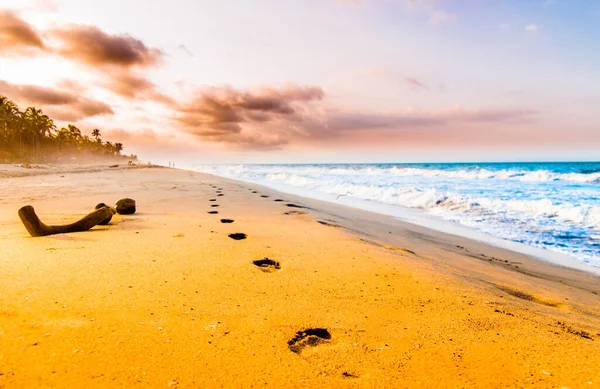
[196,162,600,270]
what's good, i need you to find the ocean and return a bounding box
[196,162,600,271]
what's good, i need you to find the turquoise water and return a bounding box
[199,162,600,270]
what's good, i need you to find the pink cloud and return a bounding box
[405,77,428,90]
[174,84,324,148]
[0,79,114,121]
[0,10,45,56]
[97,70,172,103]
[169,82,539,150]
[49,24,163,68]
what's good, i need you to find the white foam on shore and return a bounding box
[193,163,600,275]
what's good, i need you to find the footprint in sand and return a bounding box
[495,285,563,308]
[217,194,224,197]
[209,199,217,202]
[261,195,270,198]
[317,220,342,228]
[286,203,307,209]
[208,211,219,214]
[253,258,281,272]
[284,210,306,215]
[211,204,219,207]
[252,191,258,194]
[228,233,247,240]
[274,199,284,202]
[220,219,234,223]
[288,328,332,354]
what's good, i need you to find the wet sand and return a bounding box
[0,166,598,388]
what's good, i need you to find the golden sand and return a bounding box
[0,166,598,388]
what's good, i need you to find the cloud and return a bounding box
[0,13,163,67]
[45,99,114,122]
[428,9,458,25]
[98,70,173,103]
[45,24,169,102]
[285,105,540,150]
[316,106,536,134]
[0,80,73,105]
[0,10,45,56]
[103,128,175,149]
[55,79,87,94]
[405,77,428,90]
[49,24,163,68]
[323,111,437,132]
[174,84,324,147]
[0,13,169,102]
[101,127,209,157]
[439,106,536,123]
[0,79,114,121]
[525,23,543,32]
[172,82,536,149]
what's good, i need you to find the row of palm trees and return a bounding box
[0,95,136,163]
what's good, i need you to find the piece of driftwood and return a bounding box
[94,203,116,225]
[115,198,136,215]
[18,205,114,237]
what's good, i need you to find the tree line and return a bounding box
[0,95,137,163]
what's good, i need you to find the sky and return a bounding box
[0,0,599,164]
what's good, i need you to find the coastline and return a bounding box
[192,170,600,291]
[196,162,600,273]
[245,180,600,291]
[1,165,599,388]
[196,171,600,277]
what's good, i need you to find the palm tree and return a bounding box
[67,124,81,139]
[114,142,124,155]
[92,128,101,143]
[0,96,21,161]
[36,113,55,162]
[0,95,131,163]
[55,127,69,155]
[23,107,56,161]
[104,141,114,156]
[0,96,19,152]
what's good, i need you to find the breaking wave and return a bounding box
[197,162,600,269]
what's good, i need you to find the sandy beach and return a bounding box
[0,165,599,388]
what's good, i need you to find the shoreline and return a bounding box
[198,171,600,293]
[194,163,600,275]
[1,165,599,387]
[194,169,600,277]
[3,162,599,289]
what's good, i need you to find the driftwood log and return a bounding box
[94,203,116,225]
[18,205,114,237]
